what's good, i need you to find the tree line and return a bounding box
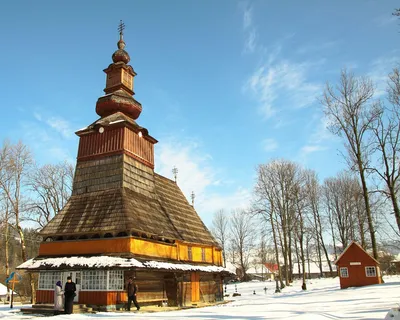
[0,141,73,302]
[211,68,400,290]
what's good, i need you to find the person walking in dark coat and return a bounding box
[126,277,140,311]
[64,276,76,314]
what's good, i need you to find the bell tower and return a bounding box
[74,21,157,194]
[95,20,142,120]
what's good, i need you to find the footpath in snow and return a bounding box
[1,276,400,320]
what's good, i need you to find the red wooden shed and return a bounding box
[335,241,382,289]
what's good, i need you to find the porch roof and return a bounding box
[17,256,232,274]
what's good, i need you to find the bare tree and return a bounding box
[210,209,230,267]
[323,172,368,250]
[0,141,36,303]
[322,69,380,259]
[0,144,12,300]
[255,159,303,287]
[292,171,308,290]
[304,170,333,275]
[368,68,400,235]
[27,161,74,228]
[230,209,256,281]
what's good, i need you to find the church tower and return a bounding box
[18,22,227,310]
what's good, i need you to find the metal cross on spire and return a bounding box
[191,191,195,207]
[172,166,178,183]
[118,20,125,36]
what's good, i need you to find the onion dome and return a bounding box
[112,37,130,64]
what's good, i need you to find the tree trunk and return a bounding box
[5,219,10,301]
[356,204,366,249]
[358,163,378,259]
[270,210,284,289]
[294,236,301,277]
[328,205,338,261]
[389,185,400,236]
[299,212,306,290]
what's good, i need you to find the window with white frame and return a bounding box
[365,266,377,277]
[108,270,124,290]
[38,272,62,290]
[340,267,349,278]
[81,270,107,290]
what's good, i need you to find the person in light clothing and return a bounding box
[54,281,64,311]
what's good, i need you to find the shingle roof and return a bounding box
[40,160,218,247]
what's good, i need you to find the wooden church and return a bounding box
[18,23,228,310]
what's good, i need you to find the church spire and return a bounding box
[112,20,130,64]
[117,20,126,48]
[95,21,142,120]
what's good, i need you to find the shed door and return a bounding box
[191,272,200,302]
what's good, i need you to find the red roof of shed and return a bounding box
[334,241,380,265]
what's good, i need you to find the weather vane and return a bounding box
[191,191,195,207]
[118,20,125,36]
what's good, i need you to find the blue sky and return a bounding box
[0,0,398,227]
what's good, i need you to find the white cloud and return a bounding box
[45,117,74,139]
[244,29,257,54]
[19,120,75,164]
[241,4,258,54]
[155,138,214,201]
[262,138,278,152]
[200,187,251,225]
[155,137,251,225]
[310,115,337,145]
[298,144,328,164]
[33,112,74,139]
[243,5,252,29]
[33,112,42,121]
[368,55,399,97]
[296,40,339,55]
[245,60,322,119]
[300,145,326,156]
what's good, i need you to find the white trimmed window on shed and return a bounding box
[365,266,377,277]
[38,272,62,290]
[339,267,349,278]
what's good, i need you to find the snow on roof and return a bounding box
[18,256,143,269]
[144,261,228,273]
[75,126,89,132]
[109,119,126,125]
[17,256,232,274]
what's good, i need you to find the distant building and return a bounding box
[0,283,14,301]
[335,241,382,289]
[226,262,278,281]
[289,260,336,279]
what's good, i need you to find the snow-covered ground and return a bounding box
[1,276,400,319]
